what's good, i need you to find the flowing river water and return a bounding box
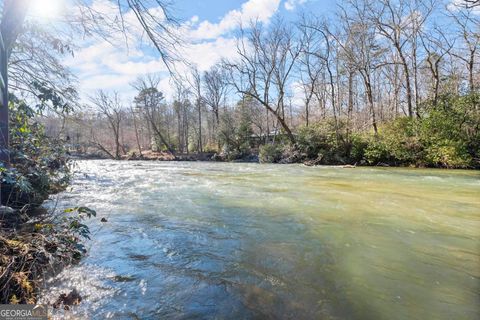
[39,160,480,319]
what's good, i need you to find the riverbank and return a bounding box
[70,93,479,169]
[69,149,479,169]
[70,150,259,163]
[0,99,97,306]
[0,202,98,305]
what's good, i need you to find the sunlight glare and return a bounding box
[29,0,64,19]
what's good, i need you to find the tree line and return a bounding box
[43,0,479,167]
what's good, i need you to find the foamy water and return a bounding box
[40,160,480,319]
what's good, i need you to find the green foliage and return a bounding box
[419,94,478,168]
[364,94,478,168]
[269,94,478,168]
[32,81,74,114]
[63,207,97,241]
[259,144,282,163]
[218,104,254,160]
[297,121,338,159]
[364,118,422,165]
[349,134,368,162]
[296,119,354,164]
[363,137,391,164]
[0,98,71,208]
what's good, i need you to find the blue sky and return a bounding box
[27,0,466,106]
[27,0,338,105]
[173,0,336,24]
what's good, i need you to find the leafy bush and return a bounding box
[259,144,282,163]
[218,107,254,161]
[296,119,356,164]
[349,134,368,162]
[0,98,95,305]
[364,118,423,165]
[260,93,479,168]
[362,94,479,168]
[424,141,471,168]
[297,121,337,159]
[1,98,71,208]
[364,137,391,165]
[419,94,478,168]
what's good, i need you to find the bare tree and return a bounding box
[203,64,228,134]
[366,0,435,118]
[90,90,125,159]
[446,4,480,93]
[301,19,341,136]
[298,17,324,126]
[225,19,302,144]
[0,0,180,162]
[172,79,191,153]
[187,66,204,153]
[132,74,175,155]
[130,105,143,156]
[335,0,400,134]
[420,28,454,105]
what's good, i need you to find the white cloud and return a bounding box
[182,37,238,71]
[63,0,281,104]
[284,0,307,11]
[188,0,281,40]
[448,0,480,14]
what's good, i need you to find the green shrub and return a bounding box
[364,137,391,164]
[259,144,282,163]
[0,98,71,208]
[361,94,478,168]
[349,134,368,162]
[297,121,337,159]
[424,140,471,168]
[296,119,356,163]
[417,94,477,167]
[364,118,424,165]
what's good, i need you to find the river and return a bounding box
[39,160,480,319]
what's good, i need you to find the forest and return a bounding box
[39,0,480,168]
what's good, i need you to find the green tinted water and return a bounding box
[42,161,480,319]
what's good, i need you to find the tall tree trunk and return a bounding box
[131,108,142,156]
[362,71,378,135]
[197,99,202,153]
[398,52,415,118]
[0,0,30,164]
[326,63,339,140]
[145,109,175,155]
[469,52,475,92]
[184,105,189,154]
[305,102,309,127]
[176,109,182,153]
[0,34,9,163]
[347,70,354,142]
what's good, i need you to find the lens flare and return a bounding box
[28,0,64,19]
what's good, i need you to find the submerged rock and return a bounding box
[52,289,82,310]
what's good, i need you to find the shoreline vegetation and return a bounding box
[0,99,95,306]
[70,94,480,170]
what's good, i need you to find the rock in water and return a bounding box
[53,289,82,310]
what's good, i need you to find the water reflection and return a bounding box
[40,161,480,319]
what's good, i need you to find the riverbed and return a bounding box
[40,160,480,319]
